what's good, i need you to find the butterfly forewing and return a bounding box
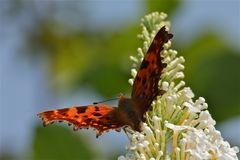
[131,26,173,115]
[38,105,123,137]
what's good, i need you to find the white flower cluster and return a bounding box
[119,12,239,160]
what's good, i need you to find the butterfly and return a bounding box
[38,26,173,137]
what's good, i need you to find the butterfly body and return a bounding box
[38,26,173,137]
[117,95,143,132]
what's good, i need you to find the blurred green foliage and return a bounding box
[28,0,180,98]
[145,0,180,14]
[32,125,98,160]
[28,1,239,159]
[31,24,140,97]
[31,16,240,122]
[178,33,240,121]
[1,0,239,160]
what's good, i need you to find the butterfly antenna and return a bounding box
[93,97,118,105]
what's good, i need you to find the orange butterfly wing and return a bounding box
[131,26,173,116]
[38,105,123,137]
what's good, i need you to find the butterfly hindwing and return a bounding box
[131,26,173,115]
[38,105,123,137]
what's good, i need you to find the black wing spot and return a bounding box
[93,113,102,117]
[140,59,149,69]
[58,109,69,115]
[142,77,146,85]
[74,115,79,118]
[136,76,141,82]
[151,60,155,64]
[95,106,100,111]
[77,107,87,114]
[150,71,156,78]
